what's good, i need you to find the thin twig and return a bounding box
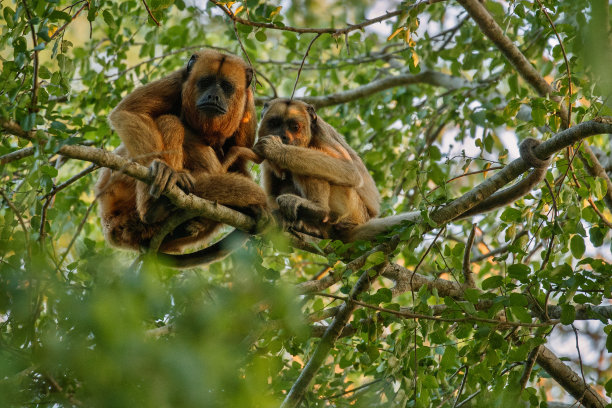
[217,3,256,88]
[312,292,559,328]
[256,70,278,98]
[141,0,161,26]
[104,45,233,79]
[534,0,572,124]
[426,166,504,196]
[326,379,383,400]
[21,0,39,113]
[57,201,96,268]
[43,164,99,200]
[291,33,322,100]
[587,197,612,228]
[211,0,446,35]
[571,325,586,386]
[452,366,469,408]
[462,224,476,288]
[409,226,445,403]
[0,189,30,247]
[49,2,89,41]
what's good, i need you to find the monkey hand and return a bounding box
[276,194,301,222]
[148,159,196,198]
[252,135,283,160]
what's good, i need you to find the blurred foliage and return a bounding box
[0,0,611,407]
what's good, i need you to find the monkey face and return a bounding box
[181,50,254,141]
[259,99,318,147]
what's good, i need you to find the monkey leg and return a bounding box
[190,173,270,233]
[276,193,330,224]
[134,115,195,223]
[191,173,267,208]
[147,115,195,198]
[285,175,331,223]
[96,169,160,250]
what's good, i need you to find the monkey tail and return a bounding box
[157,229,250,269]
[347,211,421,242]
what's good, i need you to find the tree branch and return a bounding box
[281,256,394,408]
[53,145,256,232]
[211,0,445,36]
[536,346,607,408]
[457,0,612,212]
[430,118,612,224]
[276,70,472,108]
[462,224,476,288]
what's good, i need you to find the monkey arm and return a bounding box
[222,146,263,172]
[253,136,362,187]
[108,70,184,164]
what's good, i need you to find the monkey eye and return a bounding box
[197,76,215,90]
[220,80,234,95]
[288,121,300,132]
[267,117,282,128]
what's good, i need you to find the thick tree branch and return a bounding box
[281,258,393,408]
[297,70,472,108]
[544,304,612,322]
[430,118,612,224]
[536,346,607,408]
[54,145,257,232]
[0,146,35,164]
[457,0,612,212]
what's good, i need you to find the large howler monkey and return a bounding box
[96,50,267,264]
[251,99,381,240]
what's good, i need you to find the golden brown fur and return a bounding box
[96,50,266,254]
[252,99,380,239]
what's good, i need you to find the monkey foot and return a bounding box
[148,159,195,198]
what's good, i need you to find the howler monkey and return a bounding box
[96,50,267,264]
[252,99,381,240]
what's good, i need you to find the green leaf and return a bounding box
[560,304,576,325]
[570,235,586,258]
[363,251,385,269]
[440,346,457,369]
[500,208,522,223]
[510,306,532,323]
[508,293,527,307]
[508,264,530,283]
[482,275,504,290]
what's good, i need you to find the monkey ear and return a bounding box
[261,101,270,118]
[306,104,317,123]
[245,67,254,87]
[187,54,198,75]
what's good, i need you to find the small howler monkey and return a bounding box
[96,50,267,265]
[251,99,381,240]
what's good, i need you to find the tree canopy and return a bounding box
[1,0,611,407]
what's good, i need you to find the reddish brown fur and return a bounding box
[96,50,266,253]
[253,99,380,239]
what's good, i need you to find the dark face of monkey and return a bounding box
[181,50,254,142]
[259,99,317,147]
